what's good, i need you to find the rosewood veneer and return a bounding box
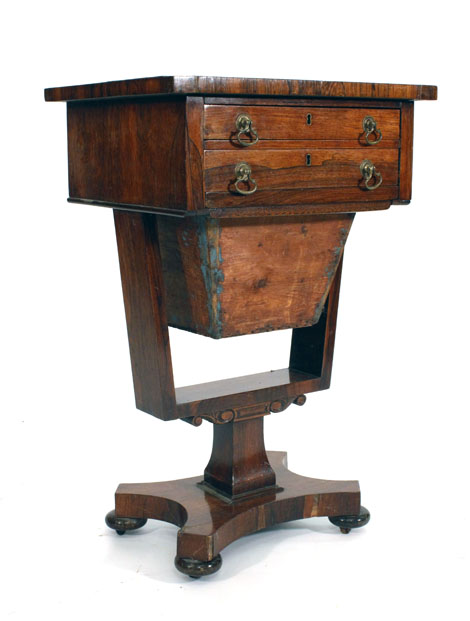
[45,75,436,578]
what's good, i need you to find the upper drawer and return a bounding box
[204,105,400,144]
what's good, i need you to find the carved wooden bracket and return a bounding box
[182,394,307,426]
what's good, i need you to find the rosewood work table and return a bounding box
[45,75,437,578]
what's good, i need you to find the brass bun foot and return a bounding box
[328,505,370,534]
[175,554,222,578]
[105,509,147,535]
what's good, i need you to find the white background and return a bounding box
[1,1,469,619]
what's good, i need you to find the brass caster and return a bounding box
[174,554,222,578]
[105,509,147,535]
[328,506,370,533]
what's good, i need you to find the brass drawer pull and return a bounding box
[235,114,259,147]
[360,159,383,191]
[234,162,258,195]
[362,116,382,145]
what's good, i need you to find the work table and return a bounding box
[46,75,437,578]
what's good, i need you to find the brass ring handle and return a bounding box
[362,116,383,145]
[360,159,383,191]
[234,162,258,195]
[235,114,259,147]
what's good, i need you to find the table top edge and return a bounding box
[44,75,438,102]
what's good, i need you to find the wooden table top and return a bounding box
[44,75,437,102]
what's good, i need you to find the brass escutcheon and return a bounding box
[360,159,383,191]
[362,116,382,145]
[235,114,259,147]
[234,162,258,195]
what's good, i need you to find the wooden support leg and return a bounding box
[203,418,276,499]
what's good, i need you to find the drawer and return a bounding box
[204,105,400,145]
[204,147,398,199]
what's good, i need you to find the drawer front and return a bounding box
[204,148,399,207]
[204,105,400,144]
[205,149,398,192]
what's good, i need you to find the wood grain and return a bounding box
[45,75,437,102]
[67,98,187,210]
[157,217,210,334]
[68,197,392,217]
[204,201,392,218]
[185,97,205,210]
[215,215,352,337]
[204,148,399,192]
[176,369,320,420]
[48,74,435,575]
[205,185,398,208]
[204,97,403,108]
[203,417,276,497]
[60,94,414,216]
[205,139,400,150]
[290,255,343,390]
[114,211,177,420]
[115,451,360,562]
[397,101,414,201]
[176,261,345,422]
[204,105,400,142]
[157,214,353,338]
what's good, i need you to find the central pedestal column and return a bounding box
[202,417,277,500]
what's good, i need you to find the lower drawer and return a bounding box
[204,148,399,207]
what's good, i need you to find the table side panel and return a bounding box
[67,98,187,210]
[397,101,414,201]
[185,96,205,211]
